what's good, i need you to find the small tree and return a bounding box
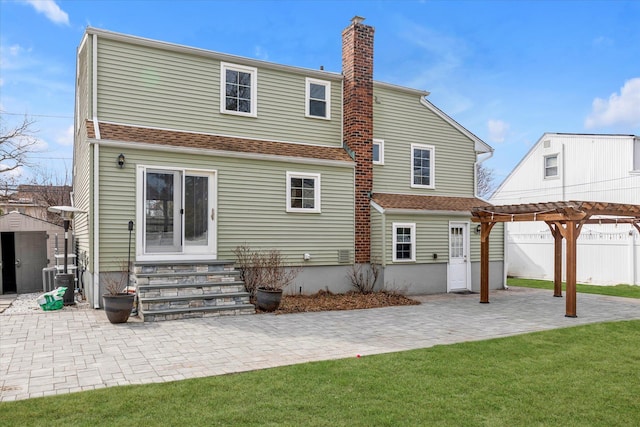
[0,114,40,173]
[477,163,496,199]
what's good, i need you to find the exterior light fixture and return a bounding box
[117,153,125,168]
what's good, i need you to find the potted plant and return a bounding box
[102,263,135,323]
[234,246,300,312]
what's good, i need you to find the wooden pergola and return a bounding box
[471,201,640,317]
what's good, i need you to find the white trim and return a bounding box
[305,77,331,120]
[220,62,258,117]
[410,143,435,189]
[136,165,218,261]
[374,81,430,96]
[92,34,100,139]
[92,143,100,308]
[383,208,472,216]
[90,138,354,169]
[286,171,321,213]
[392,222,416,262]
[419,97,492,154]
[373,138,384,165]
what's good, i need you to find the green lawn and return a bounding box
[507,277,640,299]
[2,320,639,426]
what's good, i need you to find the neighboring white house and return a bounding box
[491,133,640,285]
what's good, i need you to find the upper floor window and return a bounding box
[411,144,435,189]
[633,138,640,171]
[392,222,416,262]
[221,62,257,117]
[286,172,321,213]
[544,154,559,179]
[373,139,384,165]
[305,78,330,119]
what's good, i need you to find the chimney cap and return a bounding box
[351,16,366,25]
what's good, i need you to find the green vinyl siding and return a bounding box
[370,209,383,263]
[96,146,354,270]
[95,37,342,147]
[73,38,93,270]
[470,222,504,262]
[373,85,476,196]
[378,213,502,265]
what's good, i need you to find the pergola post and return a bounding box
[480,221,495,304]
[564,221,578,317]
[547,223,563,297]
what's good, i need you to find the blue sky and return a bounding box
[1,0,639,187]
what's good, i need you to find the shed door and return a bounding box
[15,232,48,293]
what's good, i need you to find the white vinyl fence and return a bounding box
[507,228,639,285]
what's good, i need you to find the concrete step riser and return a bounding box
[141,296,251,312]
[133,261,254,322]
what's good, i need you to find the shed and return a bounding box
[0,211,68,294]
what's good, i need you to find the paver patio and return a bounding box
[1,287,639,401]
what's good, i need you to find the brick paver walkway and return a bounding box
[1,287,639,401]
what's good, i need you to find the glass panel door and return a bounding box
[145,170,182,253]
[184,175,209,247]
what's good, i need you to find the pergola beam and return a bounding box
[471,200,640,317]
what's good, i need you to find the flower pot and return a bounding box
[256,288,283,312]
[103,293,135,323]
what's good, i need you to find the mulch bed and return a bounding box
[262,290,420,314]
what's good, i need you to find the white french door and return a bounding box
[447,222,471,292]
[137,166,217,260]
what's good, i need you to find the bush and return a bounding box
[233,246,300,297]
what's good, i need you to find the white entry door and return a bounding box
[448,222,471,292]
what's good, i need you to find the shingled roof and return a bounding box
[86,121,354,163]
[372,193,490,212]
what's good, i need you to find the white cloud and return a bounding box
[585,78,640,130]
[487,119,510,143]
[23,0,69,26]
[254,45,269,60]
[55,124,74,146]
[592,36,613,48]
[400,21,467,89]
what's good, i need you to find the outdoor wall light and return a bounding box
[117,153,125,168]
[475,224,482,234]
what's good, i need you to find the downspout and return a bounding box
[92,33,101,309]
[93,143,100,308]
[381,212,386,268]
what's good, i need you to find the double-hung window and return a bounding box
[411,144,435,188]
[373,139,384,165]
[305,78,330,119]
[544,154,559,179]
[393,223,416,262]
[286,172,321,213]
[221,62,257,117]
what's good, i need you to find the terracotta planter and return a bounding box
[256,288,283,312]
[103,293,135,323]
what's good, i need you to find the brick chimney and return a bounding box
[342,16,374,264]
